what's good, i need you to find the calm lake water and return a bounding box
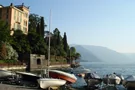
[72,62,131,90]
[80,62,135,78]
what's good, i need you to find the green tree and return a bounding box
[63,32,69,54]
[0,42,7,60]
[40,16,45,38]
[28,31,47,54]
[70,47,76,57]
[29,14,40,32]
[5,42,18,60]
[53,28,64,55]
[11,30,31,54]
[36,23,40,35]
[75,53,81,60]
[0,20,10,42]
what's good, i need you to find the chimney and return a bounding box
[22,3,24,6]
[10,3,13,6]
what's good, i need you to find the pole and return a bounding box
[47,10,51,78]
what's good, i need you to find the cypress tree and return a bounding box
[57,31,60,45]
[40,16,45,38]
[63,32,68,53]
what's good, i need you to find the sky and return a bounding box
[1,0,135,53]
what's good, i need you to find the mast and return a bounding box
[47,10,51,78]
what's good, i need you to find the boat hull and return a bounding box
[103,74,121,85]
[37,78,66,89]
[0,70,13,78]
[16,71,40,83]
[49,70,77,84]
[103,78,121,85]
[85,79,102,86]
[71,66,90,74]
[123,81,135,88]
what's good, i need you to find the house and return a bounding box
[0,3,29,35]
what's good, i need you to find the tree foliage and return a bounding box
[0,42,7,60]
[0,20,10,42]
[40,16,45,38]
[29,14,40,32]
[5,42,18,60]
[63,32,69,54]
[0,13,81,64]
[11,30,31,54]
[0,42,18,60]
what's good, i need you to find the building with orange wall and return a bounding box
[0,3,29,35]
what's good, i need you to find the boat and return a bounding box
[37,10,66,89]
[84,72,102,86]
[70,66,90,78]
[71,66,91,75]
[123,75,135,88]
[16,71,40,84]
[37,78,66,89]
[103,73,121,85]
[49,69,77,84]
[116,74,124,84]
[0,70,14,79]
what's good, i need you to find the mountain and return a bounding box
[72,45,135,64]
[73,45,101,62]
[124,53,135,61]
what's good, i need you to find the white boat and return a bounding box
[71,66,91,74]
[116,74,124,84]
[123,75,135,88]
[0,70,14,78]
[37,78,66,89]
[103,74,121,85]
[37,11,66,89]
[49,69,77,84]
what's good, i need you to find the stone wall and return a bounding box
[29,54,47,71]
[22,54,47,71]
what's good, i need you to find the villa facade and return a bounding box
[0,3,29,35]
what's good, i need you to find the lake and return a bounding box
[71,62,132,90]
[80,62,135,78]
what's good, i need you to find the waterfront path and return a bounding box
[0,84,39,90]
[0,64,70,70]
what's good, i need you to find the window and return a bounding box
[14,16,16,20]
[17,17,19,22]
[23,20,27,26]
[24,13,28,18]
[6,14,8,19]
[17,11,19,16]
[20,13,22,22]
[37,59,41,65]
[17,24,21,30]
[14,23,16,29]
[23,20,25,26]
[20,18,21,23]
[23,27,27,33]
[26,21,27,26]
[7,8,8,13]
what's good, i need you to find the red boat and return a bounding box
[49,70,77,84]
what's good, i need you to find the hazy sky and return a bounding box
[1,0,135,53]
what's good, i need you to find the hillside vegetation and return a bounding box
[0,14,80,64]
